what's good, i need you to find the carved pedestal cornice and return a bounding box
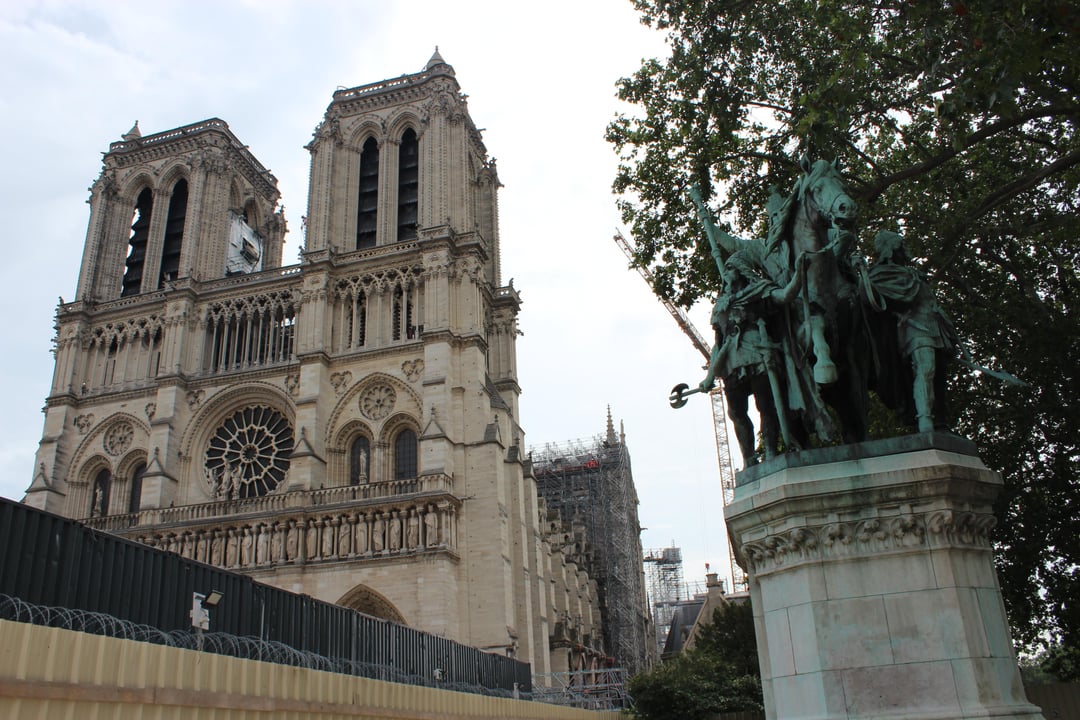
[739,509,996,576]
[726,441,1004,579]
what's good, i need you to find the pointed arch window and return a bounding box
[159,179,188,287]
[121,188,154,297]
[396,128,418,242]
[354,290,367,347]
[350,435,371,485]
[392,285,414,342]
[393,428,418,480]
[356,137,379,249]
[91,469,112,517]
[128,462,146,514]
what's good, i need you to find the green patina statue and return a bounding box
[698,248,808,463]
[862,230,958,434]
[676,158,1020,463]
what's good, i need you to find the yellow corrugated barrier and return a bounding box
[0,620,620,720]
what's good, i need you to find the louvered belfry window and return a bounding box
[356,137,379,249]
[121,188,154,297]
[159,179,187,287]
[396,128,418,242]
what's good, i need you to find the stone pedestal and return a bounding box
[725,434,1044,720]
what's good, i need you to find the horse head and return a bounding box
[797,156,857,233]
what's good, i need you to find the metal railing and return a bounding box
[0,497,529,695]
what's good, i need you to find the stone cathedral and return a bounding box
[24,52,610,675]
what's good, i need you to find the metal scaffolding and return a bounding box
[530,415,653,676]
[613,229,748,594]
[532,668,630,711]
[642,546,685,655]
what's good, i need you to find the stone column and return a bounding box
[725,433,1044,720]
[140,187,172,292]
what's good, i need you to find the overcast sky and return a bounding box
[0,1,739,595]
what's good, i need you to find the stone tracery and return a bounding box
[202,289,298,374]
[80,315,165,390]
[330,265,424,353]
[103,421,133,456]
[204,405,293,498]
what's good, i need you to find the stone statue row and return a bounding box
[672,157,1020,465]
[136,504,455,569]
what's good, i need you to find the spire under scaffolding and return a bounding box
[530,415,653,676]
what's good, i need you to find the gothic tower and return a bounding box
[25,52,594,674]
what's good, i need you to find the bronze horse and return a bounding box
[766,157,868,444]
[689,157,869,449]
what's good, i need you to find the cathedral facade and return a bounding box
[24,52,603,674]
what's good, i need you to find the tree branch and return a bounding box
[963,149,1080,226]
[861,105,1078,202]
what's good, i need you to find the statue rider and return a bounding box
[699,249,808,463]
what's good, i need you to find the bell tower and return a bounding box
[304,49,500,270]
[75,118,284,303]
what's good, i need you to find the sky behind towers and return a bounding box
[0,0,738,595]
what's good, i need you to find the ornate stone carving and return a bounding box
[205,405,293,499]
[284,374,300,397]
[103,421,134,456]
[360,383,396,420]
[144,403,156,421]
[186,389,205,410]
[736,510,992,575]
[425,506,439,547]
[402,359,424,383]
[452,256,483,283]
[195,147,230,176]
[74,414,94,434]
[927,510,996,546]
[330,371,352,395]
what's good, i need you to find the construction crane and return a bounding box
[613,230,748,593]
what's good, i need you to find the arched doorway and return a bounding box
[336,584,407,624]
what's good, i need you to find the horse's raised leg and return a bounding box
[808,313,838,384]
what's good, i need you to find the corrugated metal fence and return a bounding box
[1025,682,1080,719]
[0,497,530,694]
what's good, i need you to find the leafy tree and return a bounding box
[1025,641,1080,683]
[608,1,1079,653]
[628,601,762,719]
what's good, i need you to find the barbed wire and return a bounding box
[531,668,632,711]
[0,593,523,699]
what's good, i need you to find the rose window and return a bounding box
[205,405,293,498]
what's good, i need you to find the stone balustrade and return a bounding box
[81,476,459,570]
[128,501,459,570]
[83,475,454,531]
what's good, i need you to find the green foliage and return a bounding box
[609,0,1080,653]
[1021,641,1080,684]
[628,602,762,719]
